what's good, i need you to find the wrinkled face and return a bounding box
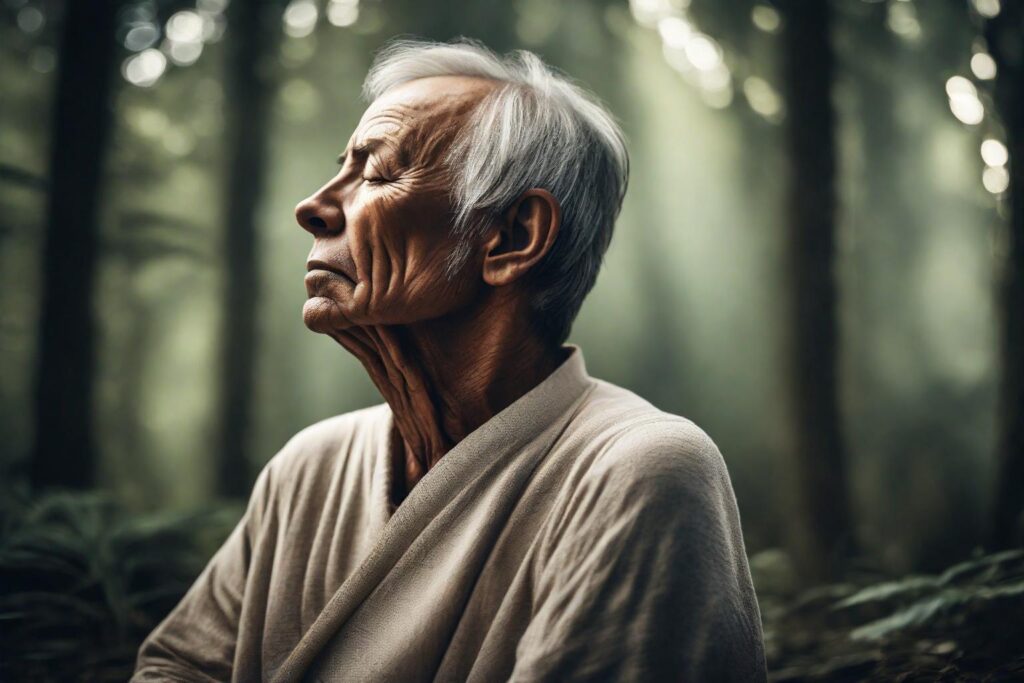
[295,76,495,334]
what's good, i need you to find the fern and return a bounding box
[0,491,239,682]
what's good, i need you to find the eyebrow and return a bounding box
[336,137,390,165]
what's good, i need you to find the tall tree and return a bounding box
[30,0,119,489]
[216,1,282,496]
[987,1,1024,548]
[777,0,855,580]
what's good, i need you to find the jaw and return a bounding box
[303,263,484,335]
[301,278,559,507]
[326,322,456,470]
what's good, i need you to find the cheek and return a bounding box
[400,233,459,296]
[354,194,472,323]
[393,231,482,324]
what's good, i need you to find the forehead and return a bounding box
[352,75,496,146]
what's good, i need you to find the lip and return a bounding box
[306,259,354,283]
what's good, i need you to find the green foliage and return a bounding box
[757,549,1024,681]
[840,550,1024,643]
[0,490,240,682]
[2,493,1022,681]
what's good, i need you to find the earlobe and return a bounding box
[482,189,561,287]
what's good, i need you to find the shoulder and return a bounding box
[550,379,740,540]
[576,379,728,491]
[538,383,749,583]
[544,385,749,576]
[255,403,390,497]
[277,403,389,457]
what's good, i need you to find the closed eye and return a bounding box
[361,162,393,184]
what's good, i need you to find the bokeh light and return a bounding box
[123,105,170,139]
[698,62,731,91]
[201,13,227,43]
[283,0,319,38]
[887,2,921,41]
[701,83,733,109]
[945,76,984,125]
[278,78,320,121]
[16,6,44,34]
[743,76,782,121]
[657,16,691,50]
[971,0,1001,19]
[751,5,781,34]
[29,46,55,73]
[161,10,206,67]
[686,34,723,72]
[162,126,196,157]
[122,48,168,88]
[949,97,984,125]
[166,39,203,66]
[944,75,975,98]
[124,23,160,52]
[630,0,676,28]
[166,11,204,44]
[641,3,734,110]
[980,139,1008,168]
[970,52,997,80]
[327,0,359,28]
[982,166,1009,194]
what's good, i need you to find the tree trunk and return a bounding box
[216,2,281,497]
[987,3,1024,548]
[30,1,118,490]
[778,0,855,580]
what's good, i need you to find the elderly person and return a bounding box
[134,39,765,682]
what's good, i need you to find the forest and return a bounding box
[0,0,1022,679]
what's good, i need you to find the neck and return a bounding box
[330,291,565,504]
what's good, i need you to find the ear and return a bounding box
[481,189,561,287]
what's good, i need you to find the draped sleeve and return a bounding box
[131,461,276,682]
[510,421,767,683]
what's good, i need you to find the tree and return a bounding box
[986,1,1024,548]
[216,1,283,496]
[777,0,855,579]
[30,0,119,490]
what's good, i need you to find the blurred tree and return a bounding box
[30,0,119,490]
[632,0,853,566]
[217,1,283,496]
[0,164,47,194]
[986,1,1024,548]
[776,0,854,580]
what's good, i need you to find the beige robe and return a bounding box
[133,345,766,682]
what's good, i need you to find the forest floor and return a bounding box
[753,548,1024,681]
[1,492,1022,681]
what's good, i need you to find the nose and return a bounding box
[295,184,344,236]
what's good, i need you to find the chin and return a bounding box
[302,297,355,333]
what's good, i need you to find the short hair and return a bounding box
[362,38,629,347]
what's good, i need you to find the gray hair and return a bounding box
[362,38,629,346]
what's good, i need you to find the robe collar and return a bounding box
[378,343,591,517]
[271,343,594,682]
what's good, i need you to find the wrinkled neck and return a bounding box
[330,298,564,506]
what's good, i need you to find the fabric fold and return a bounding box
[271,345,594,682]
[134,343,766,683]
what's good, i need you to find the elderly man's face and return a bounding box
[295,76,495,334]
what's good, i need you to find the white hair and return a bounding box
[362,38,629,346]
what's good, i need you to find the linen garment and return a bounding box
[133,345,766,682]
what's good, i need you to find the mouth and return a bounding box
[306,259,354,284]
